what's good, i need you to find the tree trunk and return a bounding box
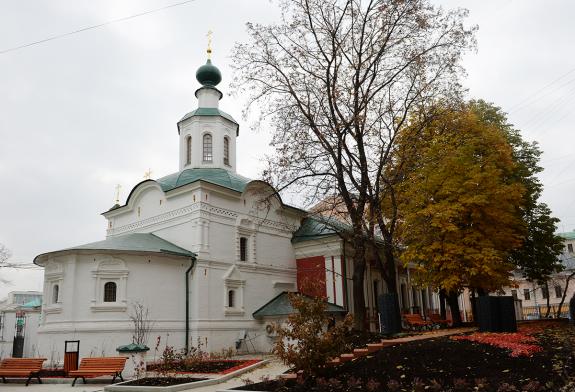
[469,289,477,323]
[446,291,462,327]
[544,281,551,319]
[372,239,401,327]
[352,238,367,330]
[556,272,575,318]
[439,289,447,320]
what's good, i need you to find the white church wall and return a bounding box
[189,259,296,352]
[37,253,192,362]
[179,116,238,171]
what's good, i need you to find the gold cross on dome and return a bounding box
[207,30,213,59]
[114,184,121,204]
[144,168,153,180]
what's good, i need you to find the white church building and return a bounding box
[33,54,438,360]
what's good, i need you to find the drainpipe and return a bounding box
[185,256,196,355]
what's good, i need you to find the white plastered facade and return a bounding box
[35,76,304,363]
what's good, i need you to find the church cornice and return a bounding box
[107,202,297,237]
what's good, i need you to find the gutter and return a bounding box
[185,256,197,354]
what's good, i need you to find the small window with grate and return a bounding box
[240,237,248,261]
[52,284,59,304]
[103,282,117,302]
[228,290,235,308]
[555,285,562,298]
[223,137,230,165]
[203,133,213,162]
[186,135,192,165]
[523,289,530,300]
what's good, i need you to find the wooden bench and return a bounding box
[0,357,46,386]
[68,357,128,386]
[404,314,433,331]
[429,313,449,327]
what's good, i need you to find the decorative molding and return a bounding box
[107,204,200,236]
[223,265,245,317]
[89,304,128,312]
[107,201,297,237]
[196,258,297,276]
[90,257,129,312]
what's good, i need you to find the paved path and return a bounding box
[0,383,106,391]
[381,327,476,344]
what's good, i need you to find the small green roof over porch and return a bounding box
[252,291,347,319]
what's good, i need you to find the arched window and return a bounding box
[186,135,192,165]
[223,137,230,166]
[203,133,213,162]
[52,284,59,304]
[103,282,117,302]
[228,290,235,308]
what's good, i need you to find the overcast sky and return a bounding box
[1,0,574,298]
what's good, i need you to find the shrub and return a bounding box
[273,291,352,375]
[497,383,519,392]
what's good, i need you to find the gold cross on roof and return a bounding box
[114,184,121,204]
[207,30,213,59]
[144,168,153,180]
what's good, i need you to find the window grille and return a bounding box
[240,237,248,261]
[523,289,530,300]
[104,282,117,302]
[223,137,230,165]
[52,285,59,304]
[228,290,235,308]
[203,134,213,162]
[186,136,192,165]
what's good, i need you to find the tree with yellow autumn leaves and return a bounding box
[394,103,526,325]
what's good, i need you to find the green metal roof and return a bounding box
[21,298,42,308]
[292,216,349,243]
[252,291,347,319]
[34,233,195,265]
[196,59,222,87]
[156,168,251,193]
[558,231,575,240]
[179,107,238,126]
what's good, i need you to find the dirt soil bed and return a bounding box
[236,321,575,391]
[147,359,259,374]
[121,377,208,387]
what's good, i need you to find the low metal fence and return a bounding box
[521,304,569,319]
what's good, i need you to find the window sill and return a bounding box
[224,308,245,316]
[90,303,127,312]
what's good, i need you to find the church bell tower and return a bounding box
[177,41,239,173]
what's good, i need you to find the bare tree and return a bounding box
[232,0,475,328]
[129,302,154,346]
[0,244,11,284]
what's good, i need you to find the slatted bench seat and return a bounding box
[429,313,449,327]
[68,357,127,386]
[404,314,433,331]
[0,357,46,386]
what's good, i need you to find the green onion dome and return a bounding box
[196,59,222,86]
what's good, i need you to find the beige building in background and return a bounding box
[499,231,575,319]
